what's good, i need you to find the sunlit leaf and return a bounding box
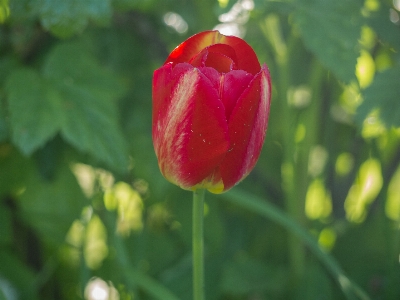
[335,152,354,176]
[318,227,336,251]
[385,165,400,221]
[305,179,332,220]
[344,158,383,223]
[356,50,375,89]
[104,182,143,235]
[0,0,10,23]
[84,214,108,269]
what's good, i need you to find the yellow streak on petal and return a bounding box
[158,68,199,185]
[198,31,224,50]
[241,68,270,178]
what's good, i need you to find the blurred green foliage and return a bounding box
[0,0,400,299]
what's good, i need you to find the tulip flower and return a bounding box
[152,30,271,194]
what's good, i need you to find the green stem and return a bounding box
[193,189,205,300]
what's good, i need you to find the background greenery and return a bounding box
[0,0,400,299]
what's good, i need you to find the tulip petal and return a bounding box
[217,65,271,191]
[198,67,220,91]
[165,31,260,75]
[217,34,261,75]
[204,52,235,73]
[207,44,237,63]
[197,68,254,121]
[189,44,238,73]
[152,63,176,128]
[220,70,254,121]
[152,63,194,142]
[189,48,208,68]
[191,50,235,73]
[152,63,229,190]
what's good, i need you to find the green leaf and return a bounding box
[6,42,129,171]
[33,0,112,38]
[18,163,86,246]
[43,42,129,171]
[7,69,62,154]
[367,4,400,51]
[43,42,126,101]
[293,0,363,82]
[357,66,400,128]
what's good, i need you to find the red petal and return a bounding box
[165,31,260,75]
[152,63,192,140]
[166,31,223,65]
[218,34,261,75]
[217,65,271,191]
[204,52,235,73]
[220,70,254,121]
[153,63,174,127]
[189,48,208,68]
[189,44,237,73]
[203,44,238,72]
[198,67,220,90]
[207,44,237,63]
[152,64,230,190]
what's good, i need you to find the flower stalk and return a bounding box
[192,189,205,300]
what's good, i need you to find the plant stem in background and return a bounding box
[261,15,307,287]
[193,189,205,300]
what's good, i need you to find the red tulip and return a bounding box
[152,30,271,193]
